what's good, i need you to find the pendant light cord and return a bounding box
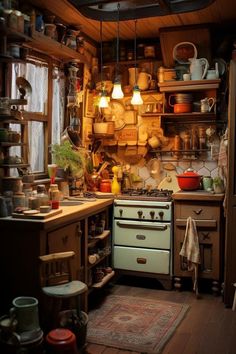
[116,3,120,79]
[100,20,103,86]
[134,19,137,84]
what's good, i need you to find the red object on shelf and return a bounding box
[100,179,111,193]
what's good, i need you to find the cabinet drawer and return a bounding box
[113,246,170,274]
[176,202,219,220]
[113,220,171,249]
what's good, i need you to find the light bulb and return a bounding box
[111,80,124,99]
[99,90,109,108]
[131,85,143,105]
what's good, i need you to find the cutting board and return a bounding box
[12,208,63,219]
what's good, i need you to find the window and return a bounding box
[10,58,65,177]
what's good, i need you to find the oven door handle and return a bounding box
[116,221,168,231]
[114,201,170,209]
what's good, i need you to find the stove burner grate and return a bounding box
[117,188,173,201]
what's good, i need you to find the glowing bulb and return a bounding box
[99,90,109,108]
[111,80,124,99]
[131,85,143,105]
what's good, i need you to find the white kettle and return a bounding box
[189,58,209,80]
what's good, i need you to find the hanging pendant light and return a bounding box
[111,3,124,99]
[131,20,143,105]
[99,20,108,108]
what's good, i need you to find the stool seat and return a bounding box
[42,280,87,298]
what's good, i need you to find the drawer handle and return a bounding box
[136,234,146,240]
[201,232,210,240]
[137,257,147,264]
[62,235,68,244]
[193,208,203,215]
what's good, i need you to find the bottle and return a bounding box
[191,128,199,150]
[111,166,121,196]
[49,184,60,209]
[173,134,181,158]
[37,184,49,207]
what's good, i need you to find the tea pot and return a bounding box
[137,71,152,91]
[189,58,209,80]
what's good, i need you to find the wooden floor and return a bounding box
[83,276,236,354]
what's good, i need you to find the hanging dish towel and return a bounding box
[179,216,201,295]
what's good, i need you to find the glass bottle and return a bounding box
[191,128,199,150]
[49,184,60,209]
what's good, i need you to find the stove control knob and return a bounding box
[150,211,155,220]
[138,210,143,219]
[159,211,164,220]
[119,209,123,217]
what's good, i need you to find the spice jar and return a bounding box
[49,184,60,209]
[37,184,49,207]
[100,179,111,193]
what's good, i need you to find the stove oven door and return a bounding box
[113,219,172,275]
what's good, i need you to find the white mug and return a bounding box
[183,73,191,81]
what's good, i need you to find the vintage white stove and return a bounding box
[112,189,173,290]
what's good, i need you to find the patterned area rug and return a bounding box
[87,295,189,353]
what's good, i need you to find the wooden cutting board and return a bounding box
[12,208,63,219]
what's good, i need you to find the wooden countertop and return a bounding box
[0,198,114,231]
[172,190,225,201]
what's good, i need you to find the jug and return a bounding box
[10,296,40,333]
[137,71,152,90]
[128,67,140,87]
[189,58,209,80]
[201,97,215,112]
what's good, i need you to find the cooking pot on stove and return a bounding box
[176,168,201,190]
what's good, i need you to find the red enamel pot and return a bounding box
[176,168,201,190]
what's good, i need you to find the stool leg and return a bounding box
[232,284,236,311]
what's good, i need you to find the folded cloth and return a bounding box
[179,216,201,293]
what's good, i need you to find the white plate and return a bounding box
[103,101,126,130]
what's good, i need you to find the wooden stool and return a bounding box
[39,251,88,330]
[232,283,236,311]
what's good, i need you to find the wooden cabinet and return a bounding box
[0,199,113,315]
[172,192,225,294]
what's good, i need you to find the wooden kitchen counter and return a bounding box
[172,190,225,201]
[0,198,114,231]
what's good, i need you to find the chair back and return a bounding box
[39,251,75,287]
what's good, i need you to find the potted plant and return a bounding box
[213,176,225,193]
[50,140,86,179]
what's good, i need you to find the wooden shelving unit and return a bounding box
[158,79,221,92]
[92,271,115,288]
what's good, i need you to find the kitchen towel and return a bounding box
[179,216,201,295]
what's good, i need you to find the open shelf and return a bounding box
[25,31,90,64]
[158,79,221,92]
[92,270,115,288]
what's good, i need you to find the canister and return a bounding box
[202,176,213,191]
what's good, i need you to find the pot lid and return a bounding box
[177,168,201,177]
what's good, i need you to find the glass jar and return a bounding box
[100,179,111,193]
[49,184,60,209]
[13,192,25,209]
[37,184,49,207]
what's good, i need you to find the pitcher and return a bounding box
[201,97,215,112]
[10,296,40,333]
[137,71,152,91]
[189,58,209,80]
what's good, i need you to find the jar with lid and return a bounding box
[22,186,33,208]
[13,192,25,209]
[49,184,60,209]
[37,184,49,207]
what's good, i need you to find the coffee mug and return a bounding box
[148,136,161,149]
[183,73,191,81]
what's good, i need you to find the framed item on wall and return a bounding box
[84,90,97,118]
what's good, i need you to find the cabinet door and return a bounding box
[47,221,82,280]
[174,226,220,279]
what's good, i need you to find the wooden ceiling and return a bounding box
[27,0,236,43]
